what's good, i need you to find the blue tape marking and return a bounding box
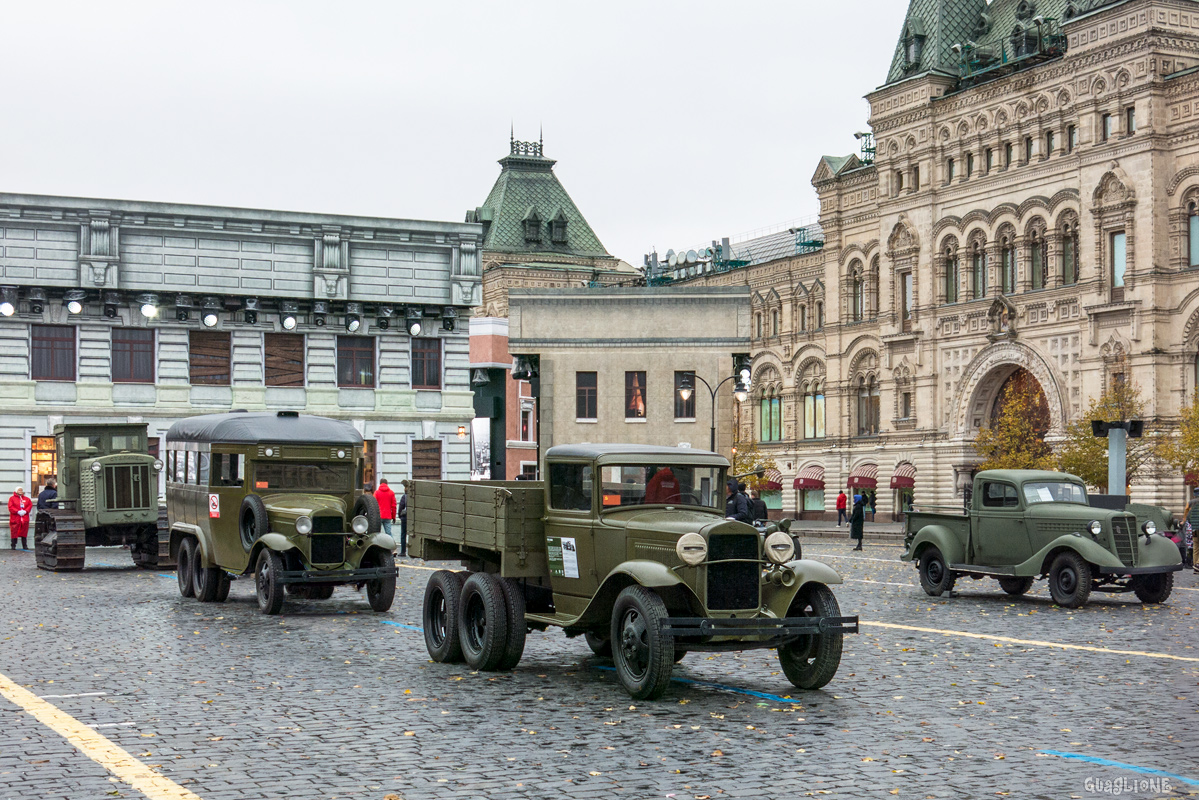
[1040,751,1199,786]
[380,621,424,632]
[592,664,797,704]
[156,573,175,579]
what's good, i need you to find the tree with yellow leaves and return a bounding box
[730,440,776,493]
[1057,378,1153,492]
[973,376,1055,471]
[1159,392,1199,485]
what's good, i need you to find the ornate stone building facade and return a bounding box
[676,0,1199,518]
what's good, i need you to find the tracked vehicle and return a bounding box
[35,423,168,571]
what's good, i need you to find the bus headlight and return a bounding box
[351,515,370,534]
[764,531,795,564]
[294,515,313,535]
[675,533,707,566]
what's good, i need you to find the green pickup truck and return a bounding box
[902,469,1183,608]
[407,444,858,700]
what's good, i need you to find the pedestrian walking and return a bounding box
[836,490,848,527]
[849,493,865,551]
[8,487,31,550]
[375,479,398,540]
[37,478,58,510]
[749,489,768,524]
[725,479,751,523]
[398,490,408,558]
[1184,519,1194,568]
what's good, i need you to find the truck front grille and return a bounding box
[104,464,151,511]
[312,515,343,534]
[706,533,759,611]
[1111,516,1137,566]
[310,535,345,565]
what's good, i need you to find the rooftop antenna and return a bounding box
[539,123,543,153]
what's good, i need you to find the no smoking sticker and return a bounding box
[209,493,220,519]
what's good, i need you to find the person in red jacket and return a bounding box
[375,479,398,543]
[835,490,848,527]
[8,487,32,550]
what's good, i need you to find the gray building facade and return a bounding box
[0,192,483,526]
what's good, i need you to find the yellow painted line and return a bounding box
[0,672,203,800]
[860,620,1199,662]
[396,561,438,572]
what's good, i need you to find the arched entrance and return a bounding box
[989,367,1050,437]
[954,342,1066,439]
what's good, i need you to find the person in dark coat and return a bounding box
[849,493,865,550]
[725,479,751,523]
[37,479,58,510]
[749,490,769,523]
[398,491,408,558]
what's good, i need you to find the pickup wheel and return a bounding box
[918,547,956,597]
[779,583,844,690]
[423,570,466,663]
[496,578,527,671]
[610,586,674,701]
[364,550,396,612]
[1131,572,1173,604]
[997,576,1034,596]
[458,573,510,671]
[176,538,195,599]
[255,549,286,615]
[1048,551,1092,608]
[585,632,612,657]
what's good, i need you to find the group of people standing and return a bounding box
[6,479,58,550]
[724,479,769,524]
[836,490,867,551]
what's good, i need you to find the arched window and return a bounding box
[1061,218,1079,285]
[1000,232,1016,295]
[816,301,824,329]
[971,238,987,298]
[798,304,807,332]
[1028,222,1048,290]
[849,260,865,322]
[869,256,880,317]
[760,389,783,442]
[771,308,779,337]
[856,376,881,436]
[1189,198,1199,268]
[803,381,826,439]
[755,312,763,339]
[943,239,959,303]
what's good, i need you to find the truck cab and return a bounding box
[902,469,1183,607]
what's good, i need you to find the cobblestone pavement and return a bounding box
[0,542,1195,800]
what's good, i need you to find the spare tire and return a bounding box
[354,493,382,534]
[240,495,269,552]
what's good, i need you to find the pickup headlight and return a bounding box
[1089,520,1102,536]
[675,533,707,566]
[764,531,795,564]
[294,515,313,535]
[351,515,370,534]
[1141,520,1156,535]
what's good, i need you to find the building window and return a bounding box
[1024,135,1034,162]
[1102,113,1112,142]
[411,440,442,480]
[851,264,865,322]
[522,212,542,243]
[760,393,782,442]
[1067,125,1078,153]
[971,242,987,299]
[111,328,154,384]
[894,170,904,195]
[985,148,995,172]
[1062,221,1079,285]
[901,391,913,419]
[336,335,375,388]
[944,245,959,304]
[856,377,880,436]
[755,312,763,339]
[625,371,646,419]
[188,330,230,386]
[520,406,533,442]
[1126,106,1136,135]
[1029,228,1047,290]
[264,333,304,387]
[1111,230,1127,297]
[771,308,779,336]
[803,383,825,439]
[411,338,441,389]
[576,371,597,420]
[1189,200,1199,267]
[798,304,807,332]
[912,165,920,191]
[550,213,568,243]
[674,371,695,419]
[1004,142,1013,167]
[1001,237,1016,294]
[900,271,913,331]
[1046,130,1056,156]
[966,152,974,177]
[815,301,824,329]
[946,157,955,182]
[31,324,76,382]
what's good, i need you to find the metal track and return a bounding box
[34,509,87,572]
[155,505,175,569]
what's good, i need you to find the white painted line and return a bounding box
[38,692,107,699]
[812,553,902,564]
[91,722,137,729]
[845,578,916,588]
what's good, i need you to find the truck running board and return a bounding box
[661,615,859,637]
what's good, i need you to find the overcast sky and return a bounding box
[3,1,908,266]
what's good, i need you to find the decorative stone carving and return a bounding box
[79,214,120,287]
[986,295,1018,341]
[313,230,349,301]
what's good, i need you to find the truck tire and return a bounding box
[1048,551,1092,608]
[496,578,527,671]
[255,549,286,615]
[610,585,675,700]
[779,583,844,691]
[354,493,382,534]
[585,632,612,657]
[1131,572,1173,604]
[215,571,232,602]
[458,573,510,671]
[192,544,221,602]
[176,538,196,598]
[240,495,269,552]
[997,576,1034,596]
[310,585,335,600]
[364,550,396,612]
[423,570,466,663]
[918,546,956,597]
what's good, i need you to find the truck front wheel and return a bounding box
[1131,572,1173,604]
[1048,551,1092,608]
[364,550,396,612]
[919,546,956,597]
[584,632,612,657]
[255,549,286,615]
[997,576,1034,596]
[779,583,844,690]
[610,586,674,700]
[423,570,466,663]
[458,573,511,671]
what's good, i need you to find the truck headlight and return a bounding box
[1089,520,1102,536]
[152,459,164,472]
[351,515,369,534]
[90,462,102,473]
[295,515,313,535]
[764,531,795,564]
[675,532,707,566]
[1141,520,1156,536]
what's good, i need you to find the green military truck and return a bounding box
[163,411,397,614]
[902,469,1183,608]
[408,444,858,700]
[35,423,168,571]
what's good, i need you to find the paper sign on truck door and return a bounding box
[546,536,580,578]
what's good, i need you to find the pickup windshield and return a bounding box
[1022,481,1087,506]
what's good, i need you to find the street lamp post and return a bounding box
[679,371,750,453]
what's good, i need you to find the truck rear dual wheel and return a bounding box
[1048,551,1092,608]
[611,585,675,701]
[192,545,224,603]
[496,577,527,671]
[423,570,466,663]
[459,573,511,671]
[176,538,196,598]
[779,584,844,691]
[918,546,956,597]
[1131,572,1173,604]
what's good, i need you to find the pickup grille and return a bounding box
[104,464,151,511]
[706,533,759,611]
[310,535,345,565]
[312,515,343,534]
[1111,516,1137,566]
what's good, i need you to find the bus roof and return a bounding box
[165,412,362,447]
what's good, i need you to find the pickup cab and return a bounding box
[902,469,1183,608]
[407,443,857,700]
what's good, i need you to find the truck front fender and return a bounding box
[257,533,297,554]
[1138,534,1185,569]
[368,532,396,551]
[903,525,965,564]
[762,558,846,616]
[607,559,685,588]
[572,561,701,631]
[1019,534,1124,574]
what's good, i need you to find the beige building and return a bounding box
[672,0,1199,519]
[506,287,750,461]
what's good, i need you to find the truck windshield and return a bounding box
[1022,481,1087,505]
[599,465,723,510]
[253,462,352,493]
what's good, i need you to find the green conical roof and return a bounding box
[468,139,612,259]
